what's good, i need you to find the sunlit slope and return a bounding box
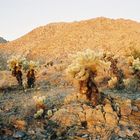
[0,17,140,62]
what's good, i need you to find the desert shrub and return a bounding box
[45,61,53,67]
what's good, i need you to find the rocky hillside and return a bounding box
[0,37,7,43]
[0,18,140,139]
[0,17,140,63]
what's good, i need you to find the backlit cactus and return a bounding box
[7,55,26,71]
[66,49,110,81]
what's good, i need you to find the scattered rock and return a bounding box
[13,131,26,138]
[82,134,89,138]
[118,130,127,138]
[51,107,81,127]
[28,129,35,135]
[103,103,114,113]
[128,114,140,125]
[105,112,118,127]
[132,106,139,112]
[120,99,132,116]
[126,128,134,137]
[119,117,130,126]
[0,83,140,139]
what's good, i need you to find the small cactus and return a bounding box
[34,109,44,118]
[47,110,53,118]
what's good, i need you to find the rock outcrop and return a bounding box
[51,92,140,139]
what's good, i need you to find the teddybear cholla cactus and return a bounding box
[22,60,39,71]
[7,55,26,71]
[66,49,110,106]
[7,56,27,86]
[66,49,110,81]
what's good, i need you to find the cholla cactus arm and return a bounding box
[127,56,134,66]
[7,56,18,71]
[34,109,44,118]
[75,69,89,81]
[28,60,40,70]
[108,77,118,88]
[22,60,29,71]
[66,63,82,78]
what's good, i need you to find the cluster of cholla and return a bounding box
[7,55,39,71]
[33,96,46,118]
[66,49,111,81]
[33,96,46,108]
[33,96,53,119]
